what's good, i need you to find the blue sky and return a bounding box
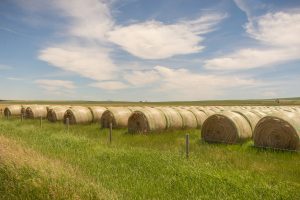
[0,0,299,101]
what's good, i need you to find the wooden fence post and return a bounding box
[186,134,190,159]
[109,122,112,144]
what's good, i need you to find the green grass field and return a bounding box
[0,117,299,200]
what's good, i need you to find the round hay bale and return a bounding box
[249,110,267,117]
[21,105,30,116]
[101,107,132,128]
[127,106,144,111]
[26,105,48,119]
[88,106,107,122]
[197,108,215,117]
[47,106,70,122]
[231,110,263,132]
[63,106,93,125]
[173,107,198,129]
[185,107,208,128]
[253,111,300,150]
[128,107,167,133]
[4,105,22,117]
[156,107,183,129]
[201,111,252,144]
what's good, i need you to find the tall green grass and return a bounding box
[0,117,299,200]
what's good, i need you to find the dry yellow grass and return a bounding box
[0,135,117,200]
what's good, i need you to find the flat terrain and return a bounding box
[0,117,299,200]
[1,97,300,107]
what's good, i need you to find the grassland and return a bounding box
[1,97,300,107]
[0,116,299,200]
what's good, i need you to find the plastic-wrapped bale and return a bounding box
[128,107,167,133]
[156,107,183,129]
[63,106,93,125]
[201,111,252,144]
[173,107,198,129]
[184,107,208,128]
[47,106,70,122]
[88,106,107,122]
[101,107,132,128]
[4,105,22,117]
[253,111,300,150]
[26,105,48,119]
[231,110,264,132]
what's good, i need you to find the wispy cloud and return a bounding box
[89,81,128,90]
[52,0,114,41]
[108,14,225,59]
[204,4,300,70]
[7,77,23,81]
[34,0,226,87]
[123,65,258,100]
[123,70,160,86]
[37,0,117,81]
[35,79,76,94]
[39,43,116,81]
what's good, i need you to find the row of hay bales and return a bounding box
[201,107,300,150]
[127,106,216,133]
[2,104,300,150]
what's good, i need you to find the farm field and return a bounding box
[0,114,299,200]
[2,0,300,199]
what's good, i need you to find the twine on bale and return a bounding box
[253,111,300,151]
[201,111,252,144]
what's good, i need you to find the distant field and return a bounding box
[1,97,300,106]
[0,117,299,199]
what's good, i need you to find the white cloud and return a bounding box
[35,79,76,94]
[123,65,258,100]
[52,0,114,41]
[123,70,160,86]
[89,81,128,90]
[7,77,23,81]
[204,11,300,70]
[39,43,116,81]
[108,14,225,59]
[246,12,300,47]
[204,47,299,70]
[37,0,117,82]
